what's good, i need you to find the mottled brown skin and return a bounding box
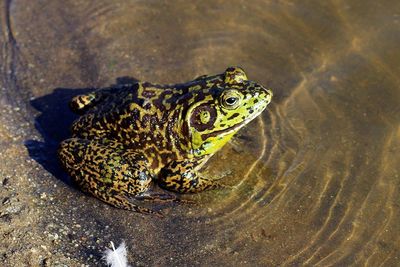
[58,67,273,215]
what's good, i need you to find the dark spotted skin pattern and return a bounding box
[58,67,273,215]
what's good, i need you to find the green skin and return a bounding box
[58,67,273,215]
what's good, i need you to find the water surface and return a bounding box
[0,0,399,265]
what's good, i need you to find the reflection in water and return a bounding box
[0,0,399,265]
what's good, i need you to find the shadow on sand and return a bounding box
[25,76,138,185]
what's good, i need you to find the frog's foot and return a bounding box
[158,159,228,194]
[94,190,163,217]
[211,169,233,181]
[134,192,177,202]
[160,175,228,194]
[134,192,195,204]
[193,177,231,191]
[210,173,234,191]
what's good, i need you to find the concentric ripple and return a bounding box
[1,0,399,265]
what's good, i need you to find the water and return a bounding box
[0,0,399,265]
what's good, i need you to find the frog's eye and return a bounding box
[225,97,238,106]
[221,90,242,109]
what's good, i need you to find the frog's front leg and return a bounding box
[58,138,160,215]
[158,159,224,193]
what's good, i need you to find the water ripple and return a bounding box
[2,0,399,265]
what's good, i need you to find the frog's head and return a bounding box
[185,67,273,157]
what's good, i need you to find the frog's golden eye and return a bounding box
[221,90,242,109]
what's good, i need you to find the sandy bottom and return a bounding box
[1,0,399,266]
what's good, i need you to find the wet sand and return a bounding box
[1,0,399,266]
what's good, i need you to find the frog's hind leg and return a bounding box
[58,138,161,216]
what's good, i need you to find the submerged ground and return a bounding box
[0,0,399,266]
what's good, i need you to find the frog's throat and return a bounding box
[191,127,238,157]
[187,102,267,157]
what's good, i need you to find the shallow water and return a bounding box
[1,0,399,265]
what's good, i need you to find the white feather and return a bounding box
[103,241,130,267]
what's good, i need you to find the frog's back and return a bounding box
[70,83,141,114]
[70,83,188,150]
[68,73,226,145]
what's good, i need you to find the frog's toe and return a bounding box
[173,198,196,204]
[134,205,164,217]
[106,193,163,216]
[213,170,233,181]
[69,93,97,114]
[134,192,196,204]
[134,192,177,202]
